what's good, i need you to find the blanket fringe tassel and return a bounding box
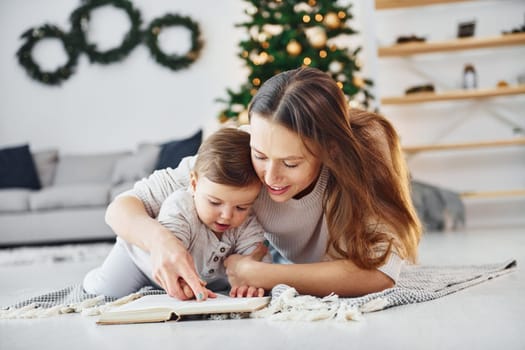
[0,292,143,319]
[251,286,387,321]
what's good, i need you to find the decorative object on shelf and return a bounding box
[457,20,476,38]
[405,84,435,95]
[70,0,142,64]
[502,13,525,34]
[462,63,477,89]
[496,80,509,88]
[16,24,80,86]
[217,0,374,124]
[518,73,525,85]
[396,34,426,44]
[143,14,203,71]
[16,0,203,85]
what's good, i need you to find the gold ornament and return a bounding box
[286,40,302,56]
[324,12,341,29]
[238,110,249,125]
[219,114,228,123]
[353,76,365,88]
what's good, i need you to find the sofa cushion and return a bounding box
[32,149,59,187]
[0,189,31,212]
[110,181,136,201]
[53,152,129,185]
[29,184,111,210]
[0,144,41,190]
[155,129,202,170]
[111,144,160,185]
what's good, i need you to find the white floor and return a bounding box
[0,227,524,350]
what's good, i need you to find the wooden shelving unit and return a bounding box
[376,0,471,10]
[460,189,525,199]
[375,1,525,205]
[382,85,525,105]
[378,33,525,57]
[403,138,525,154]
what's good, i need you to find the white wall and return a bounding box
[0,0,248,153]
[370,0,525,228]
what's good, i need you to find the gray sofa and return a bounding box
[0,145,160,246]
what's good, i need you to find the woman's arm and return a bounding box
[105,195,209,300]
[224,253,394,297]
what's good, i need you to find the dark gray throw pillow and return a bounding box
[155,129,202,170]
[0,144,41,189]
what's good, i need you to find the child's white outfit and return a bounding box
[83,187,271,298]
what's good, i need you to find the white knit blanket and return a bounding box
[0,259,516,321]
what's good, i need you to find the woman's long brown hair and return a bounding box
[248,67,422,268]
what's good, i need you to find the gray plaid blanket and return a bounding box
[1,259,516,321]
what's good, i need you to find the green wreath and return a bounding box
[16,24,80,85]
[70,0,142,64]
[143,14,203,71]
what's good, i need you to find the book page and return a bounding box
[107,293,270,315]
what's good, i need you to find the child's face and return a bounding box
[191,175,261,235]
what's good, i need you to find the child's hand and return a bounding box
[229,285,265,298]
[179,279,217,301]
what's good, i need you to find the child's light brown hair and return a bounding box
[193,128,260,187]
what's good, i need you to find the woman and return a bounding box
[106,67,421,300]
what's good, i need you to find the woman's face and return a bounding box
[249,113,322,203]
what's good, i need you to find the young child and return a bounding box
[83,128,271,300]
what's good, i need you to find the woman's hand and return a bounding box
[150,231,212,301]
[224,242,268,291]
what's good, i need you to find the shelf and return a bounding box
[378,33,525,57]
[403,138,525,154]
[375,0,472,10]
[460,189,525,199]
[381,85,525,105]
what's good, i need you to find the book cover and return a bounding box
[97,294,270,325]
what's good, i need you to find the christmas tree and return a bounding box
[217,0,374,124]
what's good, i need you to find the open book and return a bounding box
[97,294,270,325]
